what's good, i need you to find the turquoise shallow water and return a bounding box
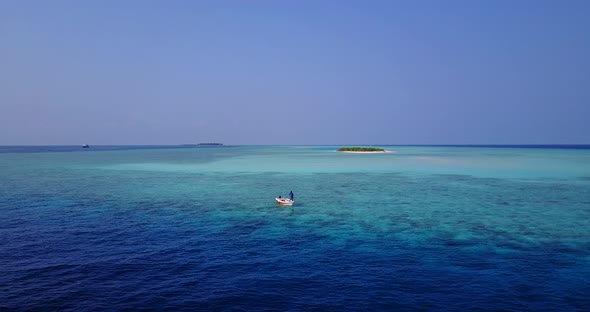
[1,146,589,310]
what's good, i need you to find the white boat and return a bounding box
[275,198,294,206]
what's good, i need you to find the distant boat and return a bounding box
[275,197,294,206]
[82,145,90,148]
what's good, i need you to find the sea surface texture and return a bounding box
[1,145,589,311]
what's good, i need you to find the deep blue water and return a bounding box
[0,145,234,154]
[393,144,590,150]
[1,144,589,154]
[1,146,589,311]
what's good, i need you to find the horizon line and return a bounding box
[1,144,590,147]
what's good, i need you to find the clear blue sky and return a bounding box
[1,0,589,145]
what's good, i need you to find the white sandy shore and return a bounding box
[337,150,395,154]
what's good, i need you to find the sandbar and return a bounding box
[337,150,394,154]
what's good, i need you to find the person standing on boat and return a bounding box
[289,191,294,201]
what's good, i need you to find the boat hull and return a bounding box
[275,198,294,206]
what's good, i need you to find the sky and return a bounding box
[1,0,589,145]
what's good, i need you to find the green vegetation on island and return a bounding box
[337,147,385,152]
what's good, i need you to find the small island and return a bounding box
[337,147,386,153]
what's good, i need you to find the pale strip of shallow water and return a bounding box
[83,146,590,179]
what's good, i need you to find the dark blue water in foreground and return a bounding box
[1,146,589,310]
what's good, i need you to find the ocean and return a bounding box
[1,145,589,311]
